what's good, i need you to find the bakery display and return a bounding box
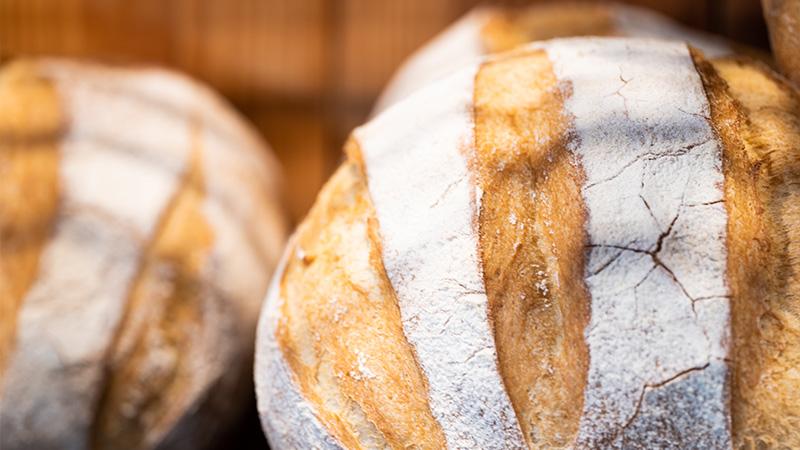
[0,59,287,450]
[372,2,735,114]
[255,37,800,449]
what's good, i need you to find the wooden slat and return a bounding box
[0,0,326,101]
[245,104,328,222]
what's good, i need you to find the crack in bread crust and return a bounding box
[541,38,731,447]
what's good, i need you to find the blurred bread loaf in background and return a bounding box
[373,2,737,113]
[0,59,287,450]
[762,0,800,87]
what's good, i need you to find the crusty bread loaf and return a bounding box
[372,2,735,114]
[255,37,800,449]
[763,0,800,86]
[0,59,287,450]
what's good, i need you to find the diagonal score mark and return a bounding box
[89,118,214,449]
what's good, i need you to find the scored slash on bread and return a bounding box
[255,37,800,449]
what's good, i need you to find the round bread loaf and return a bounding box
[0,60,287,449]
[373,2,735,114]
[255,37,800,449]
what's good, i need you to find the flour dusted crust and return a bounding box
[256,37,800,449]
[610,5,730,57]
[0,60,287,450]
[373,2,732,114]
[257,159,448,450]
[355,67,525,449]
[254,235,345,450]
[542,38,730,447]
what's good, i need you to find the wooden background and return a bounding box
[0,0,769,224]
[0,0,772,448]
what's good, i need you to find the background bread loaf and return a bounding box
[0,59,287,450]
[762,0,800,86]
[255,37,800,449]
[372,2,739,114]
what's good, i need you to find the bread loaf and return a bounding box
[763,0,800,86]
[373,2,734,114]
[255,37,800,449]
[0,59,287,450]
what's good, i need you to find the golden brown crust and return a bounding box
[473,49,590,448]
[696,53,800,447]
[481,3,615,54]
[276,155,446,450]
[0,62,62,379]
